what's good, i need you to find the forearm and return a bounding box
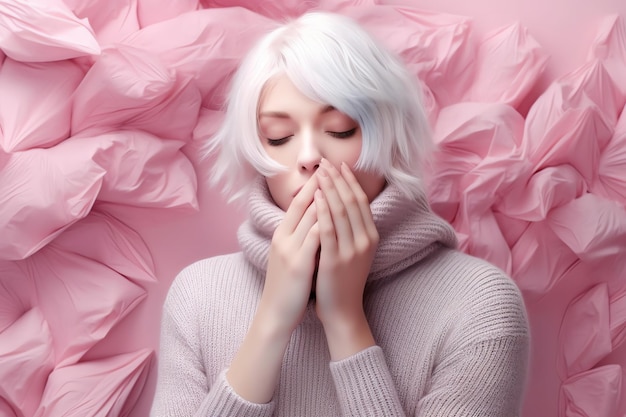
[225,173,320,403]
[226,309,292,404]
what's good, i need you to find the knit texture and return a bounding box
[151,178,530,416]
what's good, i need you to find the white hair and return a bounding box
[205,11,432,202]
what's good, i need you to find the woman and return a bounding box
[151,12,529,417]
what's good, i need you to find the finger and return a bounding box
[317,164,353,249]
[292,198,317,246]
[340,162,378,239]
[321,159,359,204]
[280,174,319,234]
[314,189,338,254]
[301,221,321,261]
[321,159,370,241]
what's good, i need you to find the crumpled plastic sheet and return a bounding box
[33,349,153,417]
[0,0,100,62]
[0,244,147,368]
[557,284,614,379]
[0,211,156,414]
[62,0,140,47]
[0,131,198,260]
[0,308,54,417]
[70,46,203,139]
[0,1,625,416]
[121,8,277,108]
[595,102,626,205]
[0,59,84,152]
[560,365,623,417]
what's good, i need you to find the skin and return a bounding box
[258,75,385,211]
[226,75,386,404]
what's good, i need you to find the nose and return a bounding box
[297,133,322,173]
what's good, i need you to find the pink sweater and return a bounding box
[151,178,529,416]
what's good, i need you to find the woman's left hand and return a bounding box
[314,158,379,360]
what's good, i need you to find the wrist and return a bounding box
[322,312,375,361]
[254,302,299,341]
[226,315,292,404]
[226,307,294,404]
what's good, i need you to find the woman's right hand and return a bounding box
[257,173,321,335]
[226,174,320,403]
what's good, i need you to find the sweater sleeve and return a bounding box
[150,271,275,417]
[416,335,529,417]
[329,346,407,417]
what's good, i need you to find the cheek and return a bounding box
[265,174,286,194]
[329,139,362,167]
[263,147,282,165]
[263,143,298,167]
[341,149,361,166]
[331,141,384,201]
[265,173,291,210]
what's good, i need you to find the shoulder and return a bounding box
[421,248,524,301]
[169,252,243,289]
[440,250,524,303]
[164,252,257,315]
[407,248,529,341]
[434,249,529,342]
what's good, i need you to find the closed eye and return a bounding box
[328,127,357,139]
[266,136,291,146]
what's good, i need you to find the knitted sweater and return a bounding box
[150,178,530,417]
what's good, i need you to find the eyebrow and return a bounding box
[259,105,337,119]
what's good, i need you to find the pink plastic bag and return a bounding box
[0,0,100,62]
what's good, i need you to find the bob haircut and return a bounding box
[207,11,432,203]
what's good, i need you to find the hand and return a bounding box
[314,159,379,359]
[257,174,321,335]
[227,175,321,403]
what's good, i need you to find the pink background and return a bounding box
[1,0,626,416]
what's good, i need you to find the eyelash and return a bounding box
[266,137,290,147]
[329,127,357,139]
[266,128,357,146]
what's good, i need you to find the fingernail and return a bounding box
[317,166,328,177]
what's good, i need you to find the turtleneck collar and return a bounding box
[238,176,458,281]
